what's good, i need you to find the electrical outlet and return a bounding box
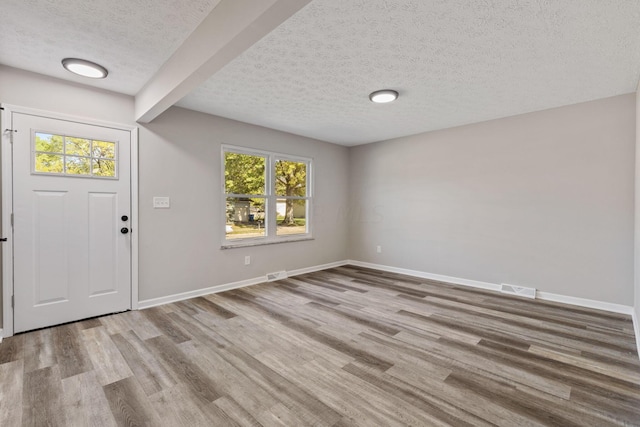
[153,196,170,208]
[244,256,251,265]
[376,245,382,253]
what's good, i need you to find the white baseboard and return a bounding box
[138,276,266,309]
[0,328,3,343]
[536,291,634,315]
[347,260,501,292]
[137,260,349,310]
[346,260,634,315]
[288,260,349,277]
[633,309,640,360]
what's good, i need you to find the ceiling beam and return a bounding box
[135,0,311,123]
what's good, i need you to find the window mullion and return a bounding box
[266,154,276,239]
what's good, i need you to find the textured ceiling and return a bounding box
[177,0,640,145]
[2,1,640,145]
[1,0,221,95]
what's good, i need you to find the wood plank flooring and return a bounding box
[1,265,639,426]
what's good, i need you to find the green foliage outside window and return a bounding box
[34,133,116,178]
[224,148,310,241]
[224,152,265,195]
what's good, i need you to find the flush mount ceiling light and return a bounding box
[369,89,398,103]
[62,58,108,79]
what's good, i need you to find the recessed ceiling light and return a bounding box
[369,89,398,103]
[62,58,108,79]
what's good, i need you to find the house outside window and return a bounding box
[222,145,312,247]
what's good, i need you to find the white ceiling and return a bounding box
[0,0,222,95]
[3,0,640,146]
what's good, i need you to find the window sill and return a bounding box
[220,236,314,250]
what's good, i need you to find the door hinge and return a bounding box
[11,295,14,308]
[10,213,13,227]
[4,128,16,144]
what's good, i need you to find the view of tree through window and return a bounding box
[275,159,307,236]
[34,132,117,178]
[223,147,311,243]
[224,152,267,239]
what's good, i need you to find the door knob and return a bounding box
[121,227,129,234]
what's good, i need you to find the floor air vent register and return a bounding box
[500,283,536,299]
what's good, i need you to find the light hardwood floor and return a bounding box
[1,265,639,426]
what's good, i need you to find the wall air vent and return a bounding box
[500,283,536,299]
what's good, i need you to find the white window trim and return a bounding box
[31,129,119,179]
[221,144,313,249]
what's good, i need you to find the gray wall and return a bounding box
[0,65,135,124]
[137,107,349,301]
[348,94,636,305]
[0,64,636,332]
[0,66,349,327]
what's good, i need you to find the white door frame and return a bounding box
[1,104,139,338]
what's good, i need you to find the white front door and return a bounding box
[12,112,132,333]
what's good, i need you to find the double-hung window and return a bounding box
[222,146,311,247]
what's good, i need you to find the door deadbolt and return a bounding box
[121,215,129,221]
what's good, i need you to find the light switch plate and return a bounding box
[153,196,170,208]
